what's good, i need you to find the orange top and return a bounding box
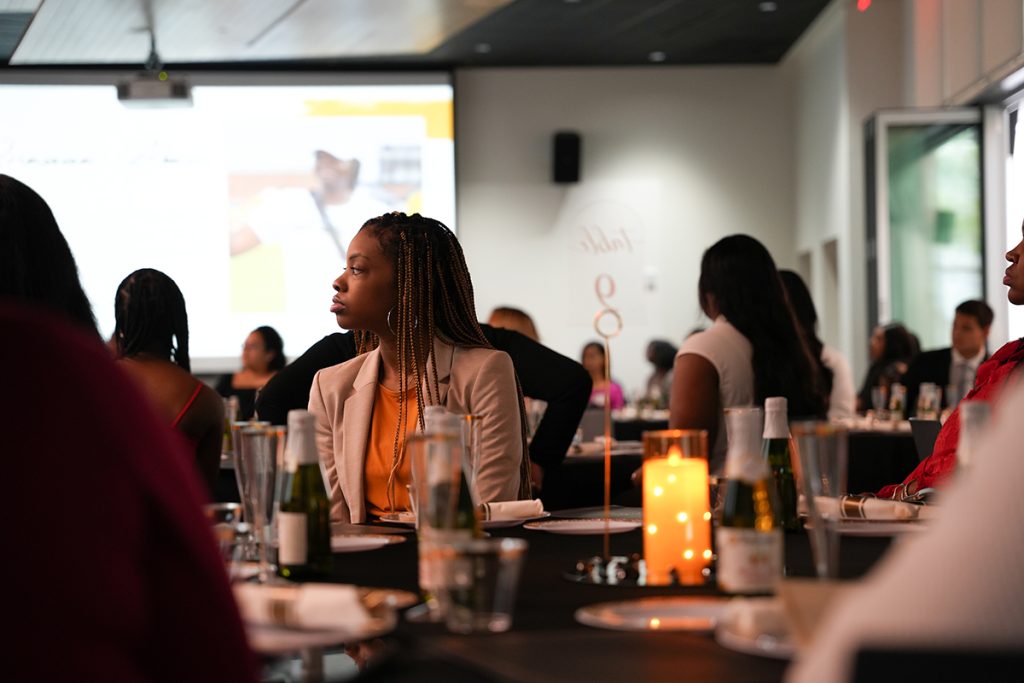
[365,383,420,517]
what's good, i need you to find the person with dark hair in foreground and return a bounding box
[114,268,223,494]
[900,299,993,417]
[310,212,535,523]
[671,235,826,474]
[6,303,256,683]
[216,325,286,419]
[0,174,99,336]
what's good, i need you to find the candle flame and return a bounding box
[667,444,683,464]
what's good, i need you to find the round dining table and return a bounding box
[264,516,896,682]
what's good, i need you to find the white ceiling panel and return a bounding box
[0,1,41,10]
[10,0,511,64]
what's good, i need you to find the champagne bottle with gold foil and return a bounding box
[716,407,783,594]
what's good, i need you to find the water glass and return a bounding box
[233,423,280,582]
[203,503,251,581]
[870,386,888,421]
[437,537,528,634]
[888,383,907,421]
[460,414,483,504]
[791,422,847,580]
[916,383,940,420]
[409,433,465,621]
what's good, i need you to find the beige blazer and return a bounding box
[308,337,525,523]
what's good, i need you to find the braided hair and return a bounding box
[356,212,532,508]
[114,268,191,371]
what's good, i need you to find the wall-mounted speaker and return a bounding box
[553,131,581,183]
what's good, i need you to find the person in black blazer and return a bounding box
[902,300,993,416]
[254,324,592,501]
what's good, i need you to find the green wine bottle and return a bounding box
[277,409,332,581]
[762,397,800,532]
[716,407,783,595]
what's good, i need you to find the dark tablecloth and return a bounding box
[320,521,893,682]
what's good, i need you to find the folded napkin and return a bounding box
[233,583,370,631]
[807,494,920,521]
[478,499,544,521]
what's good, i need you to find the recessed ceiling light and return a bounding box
[759,1,778,11]
[474,43,492,54]
[648,51,667,63]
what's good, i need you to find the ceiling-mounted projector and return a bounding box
[116,74,192,107]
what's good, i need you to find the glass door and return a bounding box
[865,110,984,350]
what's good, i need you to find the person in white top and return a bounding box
[779,270,856,420]
[786,374,1024,683]
[670,235,827,474]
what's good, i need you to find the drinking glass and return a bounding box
[233,423,280,582]
[460,414,483,505]
[870,386,888,421]
[203,503,251,582]
[916,383,940,420]
[888,383,907,421]
[408,433,464,622]
[437,537,528,634]
[791,422,847,580]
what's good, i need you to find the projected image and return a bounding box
[0,80,455,369]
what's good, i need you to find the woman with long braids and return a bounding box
[309,212,531,524]
[670,235,826,474]
[113,268,223,494]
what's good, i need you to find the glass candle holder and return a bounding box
[642,429,711,585]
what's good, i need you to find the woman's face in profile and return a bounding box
[331,229,396,335]
[869,326,886,361]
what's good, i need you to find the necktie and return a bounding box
[955,361,971,404]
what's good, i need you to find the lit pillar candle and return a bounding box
[643,440,712,585]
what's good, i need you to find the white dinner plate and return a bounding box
[575,596,728,632]
[331,534,406,552]
[378,511,550,529]
[522,519,641,535]
[714,598,795,660]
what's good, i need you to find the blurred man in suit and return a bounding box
[902,299,993,416]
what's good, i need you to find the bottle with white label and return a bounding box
[277,409,332,581]
[716,406,783,594]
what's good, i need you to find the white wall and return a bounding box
[454,66,796,397]
[782,0,907,386]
